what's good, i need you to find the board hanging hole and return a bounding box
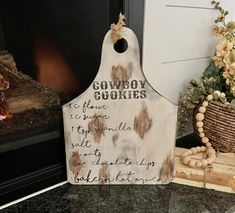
[113,38,128,53]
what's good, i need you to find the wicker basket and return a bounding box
[193,101,235,153]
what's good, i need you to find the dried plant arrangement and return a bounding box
[178,1,235,136]
[178,1,235,168]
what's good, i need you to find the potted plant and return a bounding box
[178,1,235,168]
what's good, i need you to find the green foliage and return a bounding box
[231,99,235,107]
[203,62,224,92]
[203,62,234,102]
[177,80,206,136]
[177,62,233,136]
[177,0,235,136]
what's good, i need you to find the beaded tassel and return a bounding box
[181,91,227,168]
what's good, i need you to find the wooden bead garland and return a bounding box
[180,91,226,168]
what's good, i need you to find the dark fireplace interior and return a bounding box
[0,0,125,205]
[0,1,124,98]
[0,0,124,139]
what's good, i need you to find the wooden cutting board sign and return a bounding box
[63,24,178,184]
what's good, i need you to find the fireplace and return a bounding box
[0,0,129,205]
[0,0,199,206]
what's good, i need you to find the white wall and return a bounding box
[143,0,235,104]
[222,0,235,20]
[143,0,235,134]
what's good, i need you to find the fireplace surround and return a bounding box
[0,0,146,205]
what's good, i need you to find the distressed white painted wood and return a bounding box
[63,27,178,185]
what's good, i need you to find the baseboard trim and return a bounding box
[0,163,66,206]
[0,181,68,210]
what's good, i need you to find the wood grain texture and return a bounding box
[63,27,178,185]
[173,147,235,193]
[0,51,60,114]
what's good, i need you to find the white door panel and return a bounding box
[157,58,210,102]
[160,6,216,62]
[166,0,214,8]
[143,0,220,104]
[143,0,235,135]
[221,0,235,20]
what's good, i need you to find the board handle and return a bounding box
[99,27,141,67]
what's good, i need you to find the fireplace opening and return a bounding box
[0,0,122,138]
[35,35,80,95]
[0,1,148,205]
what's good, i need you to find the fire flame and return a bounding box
[35,35,79,93]
[0,74,11,121]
